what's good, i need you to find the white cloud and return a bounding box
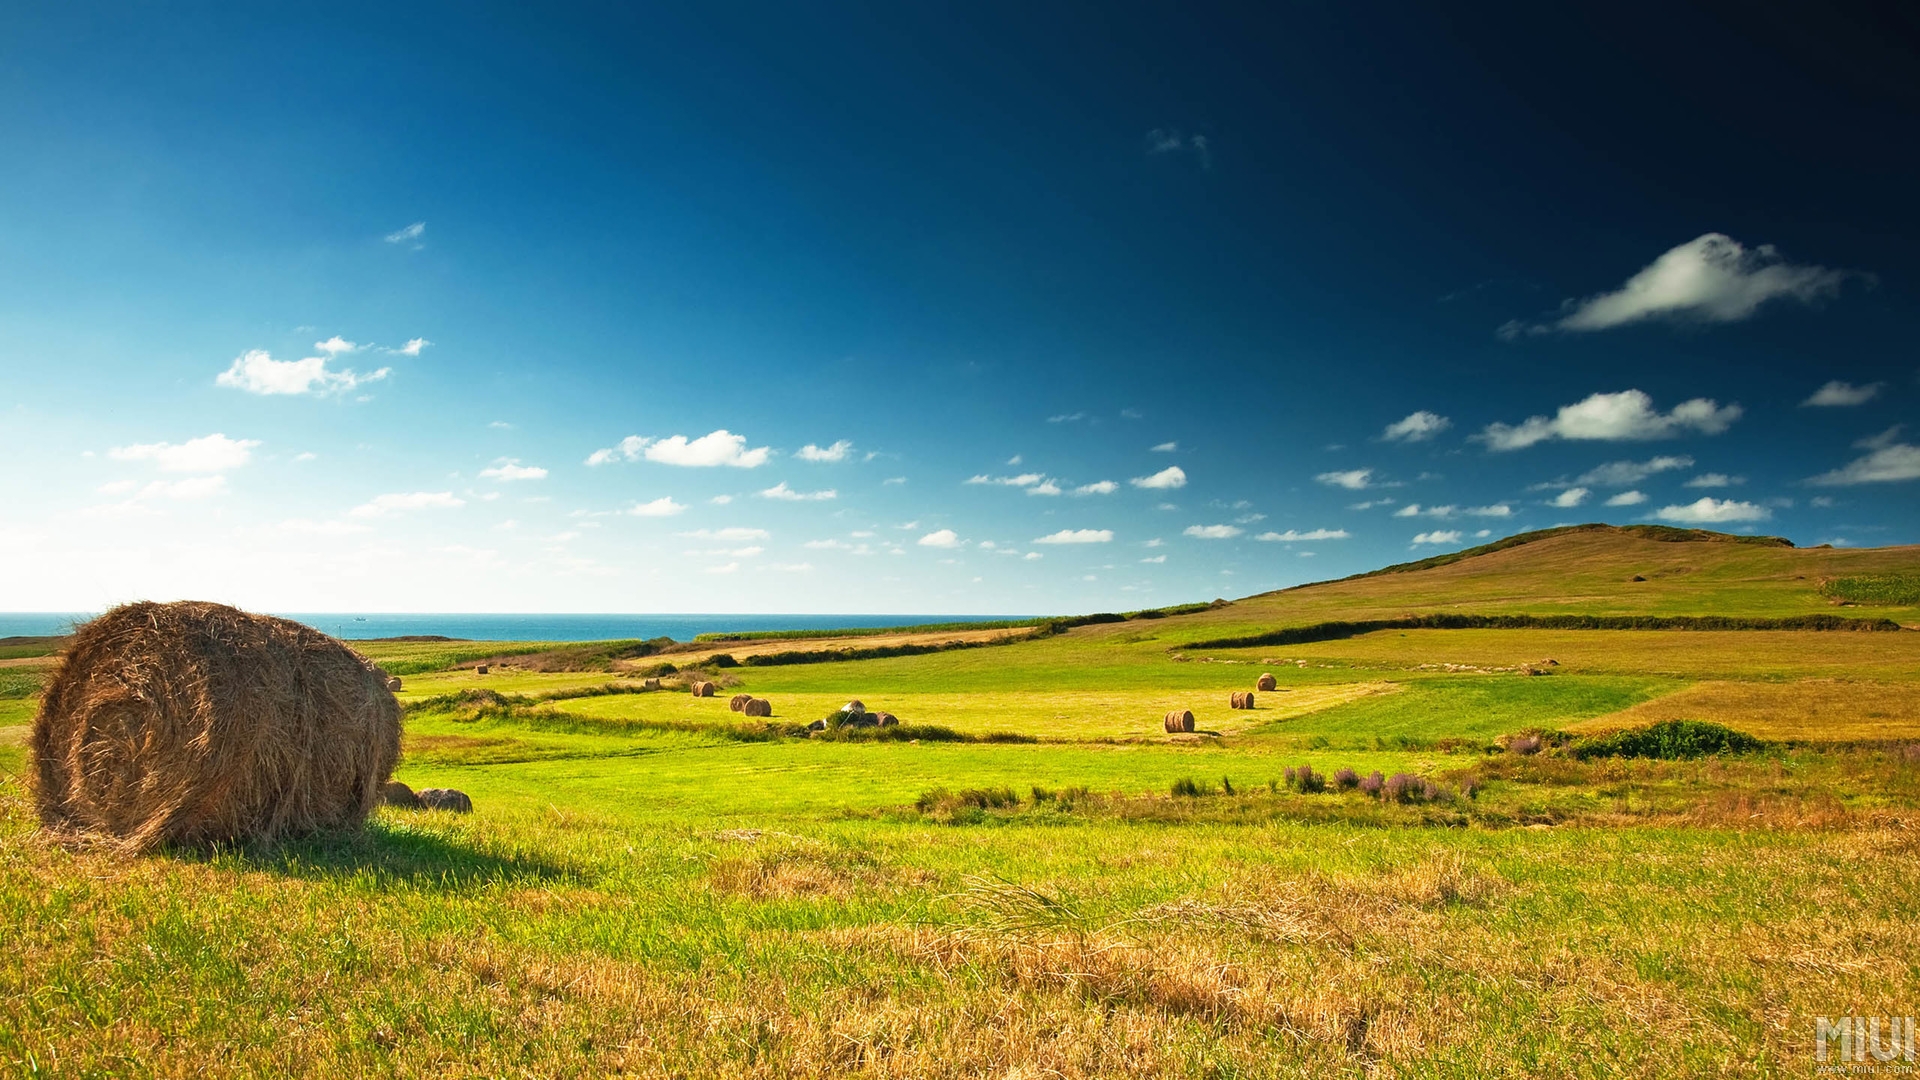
[1684,473,1742,488]
[710,494,734,505]
[1129,465,1187,490]
[918,529,962,549]
[628,497,685,517]
[1141,554,1167,563]
[1479,391,1740,451]
[350,491,465,518]
[479,459,548,481]
[1023,551,1042,560]
[1348,498,1395,510]
[385,222,426,245]
[396,338,431,357]
[587,430,771,468]
[274,517,370,535]
[796,439,853,462]
[1605,490,1648,506]
[760,481,836,502]
[1047,412,1086,423]
[1504,234,1847,336]
[126,476,229,502]
[1811,496,1835,508]
[110,433,260,473]
[768,562,813,573]
[1393,504,1421,518]
[1549,487,1591,508]
[1033,529,1113,545]
[1574,455,1695,486]
[1074,480,1119,495]
[803,538,851,550]
[1145,129,1211,169]
[315,336,357,355]
[1255,528,1349,542]
[1802,380,1883,407]
[1807,428,1920,485]
[703,562,740,575]
[1028,479,1063,496]
[293,451,317,462]
[883,476,906,485]
[968,472,1046,488]
[1315,468,1373,490]
[1381,411,1452,442]
[1655,497,1772,523]
[1466,504,1512,517]
[216,348,390,396]
[679,527,770,541]
[1412,530,1463,545]
[1151,441,1178,452]
[1184,524,1242,539]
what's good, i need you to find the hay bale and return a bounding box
[475,664,489,675]
[743,698,772,717]
[843,699,866,714]
[806,718,827,731]
[1256,673,1277,691]
[1163,709,1195,733]
[1231,691,1255,710]
[873,712,898,727]
[691,681,716,697]
[29,601,400,851]
[643,677,661,690]
[729,693,753,712]
[381,780,420,808]
[417,788,473,813]
[386,676,403,692]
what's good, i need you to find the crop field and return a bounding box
[3,528,1919,1077]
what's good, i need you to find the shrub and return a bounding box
[1171,777,1211,798]
[1358,771,1385,797]
[914,787,1019,814]
[1332,767,1360,790]
[1287,764,1326,794]
[1570,720,1765,760]
[1380,773,1441,804]
[1505,733,1544,756]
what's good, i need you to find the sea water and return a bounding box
[0,612,1035,643]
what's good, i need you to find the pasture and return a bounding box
[2,527,1918,1076]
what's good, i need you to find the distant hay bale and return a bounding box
[1256,673,1277,691]
[729,693,753,712]
[643,677,661,690]
[743,698,772,717]
[475,664,490,675]
[873,711,898,727]
[380,780,420,808]
[417,788,473,813]
[386,676,403,692]
[844,699,866,714]
[691,681,716,697]
[1230,691,1255,709]
[1164,709,1195,733]
[29,600,400,851]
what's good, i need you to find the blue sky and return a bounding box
[2,3,1916,614]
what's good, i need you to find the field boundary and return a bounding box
[1183,612,1905,651]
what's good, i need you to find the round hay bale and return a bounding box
[417,788,473,813]
[743,697,772,717]
[1163,709,1195,733]
[1231,691,1255,710]
[691,681,716,697]
[29,601,401,851]
[1256,673,1277,691]
[381,780,420,808]
[873,711,898,727]
[643,677,661,690]
[386,676,403,692]
[475,664,490,675]
[844,699,866,714]
[729,693,753,712]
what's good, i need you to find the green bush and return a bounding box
[1570,720,1765,760]
[1821,574,1920,606]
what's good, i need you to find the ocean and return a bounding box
[0,612,1035,643]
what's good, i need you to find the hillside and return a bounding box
[1091,524,1920,648]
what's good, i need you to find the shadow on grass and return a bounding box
[176,819,581,888]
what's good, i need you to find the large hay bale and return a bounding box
[1231,691,1255,710]
[417,788,473,813]
[691,681,716,697]
[1163,709,1195,733]
[729,693,753,712]
[872,711,898,727]
[381,780,421,808]
[844,699,866,714]
[1257,673,1277,691]
[743,697,772,717]
[29,601,401,851]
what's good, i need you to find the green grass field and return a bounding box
[4,526,1919,1076]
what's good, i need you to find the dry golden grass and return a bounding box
[1573,679,1920,742]
[638,625,1038,666]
